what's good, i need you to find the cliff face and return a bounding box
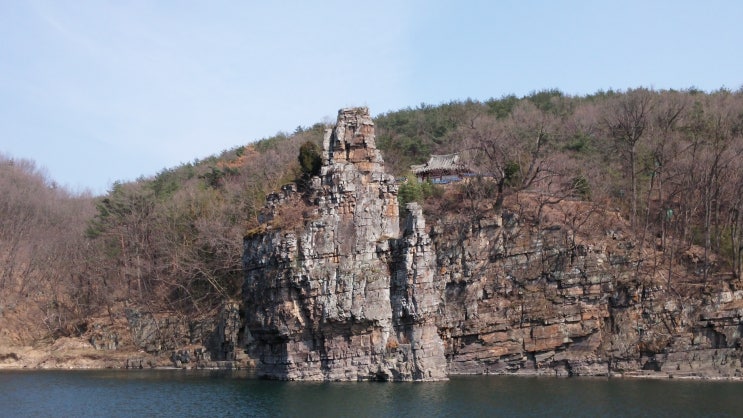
[242,107,743,381]
[431,208,743,378]
[242,108,447,381]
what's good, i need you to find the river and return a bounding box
[0,370,739,417]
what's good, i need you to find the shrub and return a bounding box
[504,161,521,186]
[398,175,439,216]
[298,141,322,177]
[571,175,592,200]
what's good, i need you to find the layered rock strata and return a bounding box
[241,107,743,380]
[431,206,743,378]
[242,108,447,381]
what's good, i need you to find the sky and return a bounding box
[1,0,742,194]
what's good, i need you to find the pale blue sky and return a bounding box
[2,0,741,194]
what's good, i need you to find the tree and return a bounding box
[605,88,653,228]
[646,91,687,251]
[464,101,559,214]
[87,182,157,301]
[298,140,322,178]
[0,153,97,338]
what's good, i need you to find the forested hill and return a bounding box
[1,87,742,344]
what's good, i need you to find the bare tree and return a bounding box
[463,101,558,216]
[605,88,653,228]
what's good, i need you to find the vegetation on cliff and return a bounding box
[1,87,743,346]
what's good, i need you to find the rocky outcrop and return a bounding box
[241,107,743,381]
[242,108,447,381]
[430,212,619,376]
[84,302,251,369]
[119,303,250,368]
[0,300,251,370]
[5,106,739,377]
[430,203,743,379]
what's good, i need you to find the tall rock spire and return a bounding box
[242,107,447,381]
[322,107,383,172]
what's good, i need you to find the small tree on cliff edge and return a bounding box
[298,141,322,178]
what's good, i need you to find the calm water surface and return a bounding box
[0,370,739,417]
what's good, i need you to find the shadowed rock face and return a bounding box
[242,107,447,381]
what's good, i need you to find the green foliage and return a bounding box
[685,86,703,95]
[149,165,195,199]
[564,133,594,153]
[201,167,224,189]
[199,166,238,189]
[86,182,155,238]
[398,176,437,216]
[485,95,519,118]
[504,161,521,186]
[254,132,289,153]
[525,89,564,113]
[375,100,483,174]
[298,141,322,177]
[571,175,592,200]
[583,88,618,102]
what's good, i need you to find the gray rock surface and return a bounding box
[119,302,249,368]
[429,205,743,378]
[242,107,447,380]
[240,107,743,381]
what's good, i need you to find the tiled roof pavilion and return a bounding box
[411,154,468,178]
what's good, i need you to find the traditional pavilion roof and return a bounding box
[411,153,467,175]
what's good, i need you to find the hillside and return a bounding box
[1,88,743,375]
[240,106,743,380]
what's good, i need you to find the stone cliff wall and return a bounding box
[430,203,743,378]
[242,108,447,381]
[108,303,248,369]
[241,107,743,380]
